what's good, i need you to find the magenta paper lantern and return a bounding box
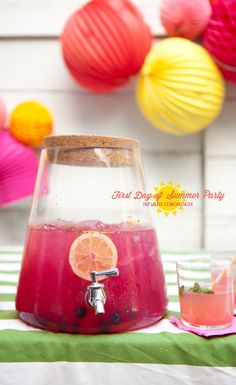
[0,98,6,130]
[203,0,236,84]
[0,130,38,206]
[160,0,212,40]
[61,0,152,93]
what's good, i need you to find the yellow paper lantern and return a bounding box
[136,38,225,135]
[10,101,53,146]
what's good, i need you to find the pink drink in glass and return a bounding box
[179,290,234,328]
[16,220,167,334]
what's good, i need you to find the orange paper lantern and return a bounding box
[9,101,53,147]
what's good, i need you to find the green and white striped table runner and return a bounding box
[0,247,236,385]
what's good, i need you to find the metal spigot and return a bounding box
[86,268,119,315]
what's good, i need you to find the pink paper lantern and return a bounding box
[203,0,236,84]
[61,0,152,93]
[160,0,212,40]
[0,98,6,130]
[0,130,38,206]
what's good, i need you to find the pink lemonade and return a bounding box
[179,290,234,328]
[16,220,168,334]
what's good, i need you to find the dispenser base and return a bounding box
[18,309,168,334]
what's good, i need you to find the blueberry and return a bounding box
[75,306,87,319]
[110,312,122,324]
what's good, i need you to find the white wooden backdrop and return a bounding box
[0,0,235,251]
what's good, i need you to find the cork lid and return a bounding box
[45,135,139,149]
[45,135,139,167]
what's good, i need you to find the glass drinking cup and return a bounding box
[176,258,234,329]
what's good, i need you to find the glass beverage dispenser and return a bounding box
[16,135,167,334]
